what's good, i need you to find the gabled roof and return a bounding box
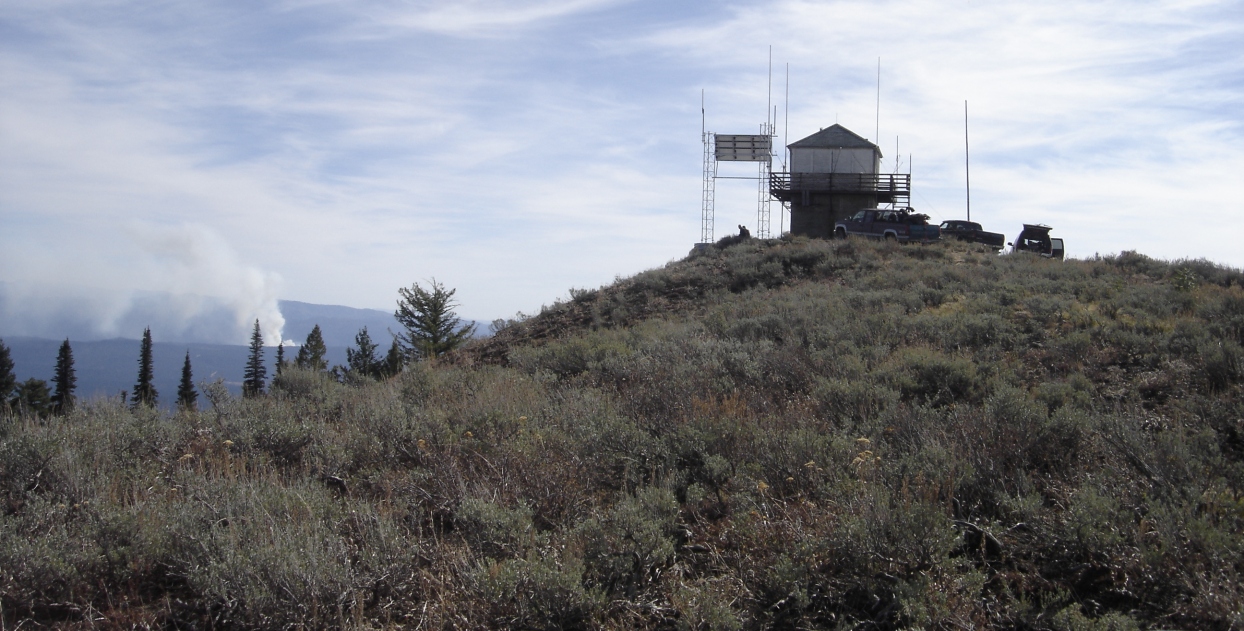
[788,124,881,156]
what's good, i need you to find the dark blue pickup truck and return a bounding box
[834,208,941,243]
[939,220,1006,250]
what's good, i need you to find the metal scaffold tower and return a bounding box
[699,49,780,244]
[700,126,775,243]
[702,129,717,244]
[755,121,774,239]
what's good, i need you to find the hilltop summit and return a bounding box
[6,236,1244,629]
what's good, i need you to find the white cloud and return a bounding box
[373,0,624,37]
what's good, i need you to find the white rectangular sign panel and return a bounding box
[715,134,772,162]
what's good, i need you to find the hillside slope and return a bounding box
[3,237,1243,629]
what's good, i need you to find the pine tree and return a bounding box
[243,320,266,397]
[131,328,158,408]
[51,339,77,414]
[394,279,476,361]
[0,338,15,413]
[346,326,379,378]
[381,337,404,377]
[13,378,52,418]
[177,351,197,411]
[295,324,328,371]
[275,343,286,376]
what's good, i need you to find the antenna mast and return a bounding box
[875,58,881,148]
[964,100,971,222]
[782,62,789,234]
[701,91,716,243]
[783,63,789,170]
[756,46,774,238]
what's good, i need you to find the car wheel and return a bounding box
[835,227,846,239]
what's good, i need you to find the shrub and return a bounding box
[881,347,988,407]
[812,377,899,428]
[576,486,679,597]
[472,555,601,628]
[1198,339,1243,392]
[456,497,534,559]
[7,235,1244,628]
[669,578,744,631]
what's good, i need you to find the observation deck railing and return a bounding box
[770,172,911,204]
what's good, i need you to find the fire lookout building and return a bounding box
[770,124,911,238]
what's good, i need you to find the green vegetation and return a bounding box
[3,237,1243,629]
[9,377,50,418]
[345,326,382,381]
[178,351,197,412]
[0,339,15,414]
[243,319,266,397]
[131,328,157,408]
[382,337,404,377]
[395,278,477,360]
[296,324,329,372]
[51,338,76,414]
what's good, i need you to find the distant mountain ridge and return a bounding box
[2,299,481,406]
[4,336,350,404]
[276,300,484,348]
[0,285,481,347]
[278,300,401,347]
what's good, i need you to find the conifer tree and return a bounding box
[177,351,197,411]
[295,324,328,371]
[0,338,15,413]
[275,343,286,376]
[131,328,158,408]
[346,326,379,378]
[13,378,51,418]
[381,338,404,377]
[243,320,266,397]
[394,279,476,361]
[51,339,77,414]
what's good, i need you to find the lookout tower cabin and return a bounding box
[770,124,910,238]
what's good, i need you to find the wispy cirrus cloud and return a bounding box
[345,0,627,38]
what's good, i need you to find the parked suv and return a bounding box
[834,208,940,243]
[1010,224,1064,260]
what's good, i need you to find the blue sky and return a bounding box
[2,0,1242,344]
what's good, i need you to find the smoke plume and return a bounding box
[0,224,285,345]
